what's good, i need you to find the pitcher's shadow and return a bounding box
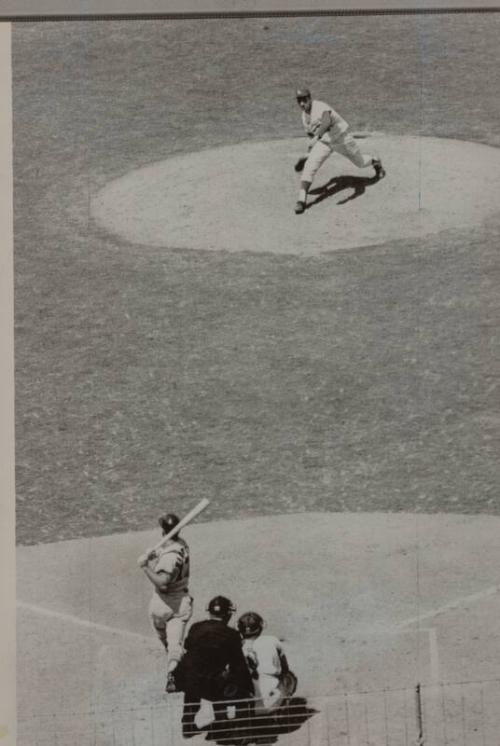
[307,173,381,210]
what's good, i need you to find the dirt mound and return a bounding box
[91,136,500,255]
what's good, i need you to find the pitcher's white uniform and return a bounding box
[148,537,193,667]
[242,635,295,712]
[301,98,376,184]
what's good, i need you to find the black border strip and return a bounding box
[3,6,500,22]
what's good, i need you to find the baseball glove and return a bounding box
[280,670,298,697]
[294,156,307,173]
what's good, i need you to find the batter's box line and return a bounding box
[395,584,500,631]
[17,599,153,644]
[18,583,500,646]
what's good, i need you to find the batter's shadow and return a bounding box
[307,173,381,209]
[204,696,318,745]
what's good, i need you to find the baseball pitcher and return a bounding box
[294,87,385,214]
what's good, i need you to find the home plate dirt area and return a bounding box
[17,513,500,746]
[91,136,500,256]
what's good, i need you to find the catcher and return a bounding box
[237,611,297,714]
[294,87,385,214]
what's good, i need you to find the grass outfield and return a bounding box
[12,16,500,545]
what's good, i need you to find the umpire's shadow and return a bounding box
[307,173,380,210]
[203,696,318,745]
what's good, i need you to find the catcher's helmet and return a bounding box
[296,87,311,101]
[158,513,180,534]
[207,596,236,618]
[237,611,264,638]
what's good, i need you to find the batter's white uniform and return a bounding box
[301,99,375,184]
[148,537,193,667]
[242,635,295,713]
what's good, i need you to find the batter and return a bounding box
[139,513,193,692]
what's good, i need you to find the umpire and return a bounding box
[176,595,254,741]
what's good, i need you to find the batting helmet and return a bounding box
[158,513,180,534]
[237,611,264,638]
[207,596,236,618]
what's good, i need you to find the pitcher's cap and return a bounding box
[296,87,311,99]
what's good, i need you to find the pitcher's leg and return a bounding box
[296,140,332,214]
[335,133,385,177]
[302,140,332,183]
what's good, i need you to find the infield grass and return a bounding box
[12,15,500,544]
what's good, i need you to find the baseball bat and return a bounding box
[137,498,210,566]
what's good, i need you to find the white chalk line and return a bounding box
[19,584,499,647]
[17,600,152,644]
[396,584,499,631]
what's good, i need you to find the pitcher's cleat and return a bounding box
[295,201,306,214]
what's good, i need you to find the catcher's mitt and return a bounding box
[281,670,298,697]
[294,156,307,173]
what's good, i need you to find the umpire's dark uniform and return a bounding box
[176,597,253,740]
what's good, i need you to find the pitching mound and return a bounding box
[91,136,500,255]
